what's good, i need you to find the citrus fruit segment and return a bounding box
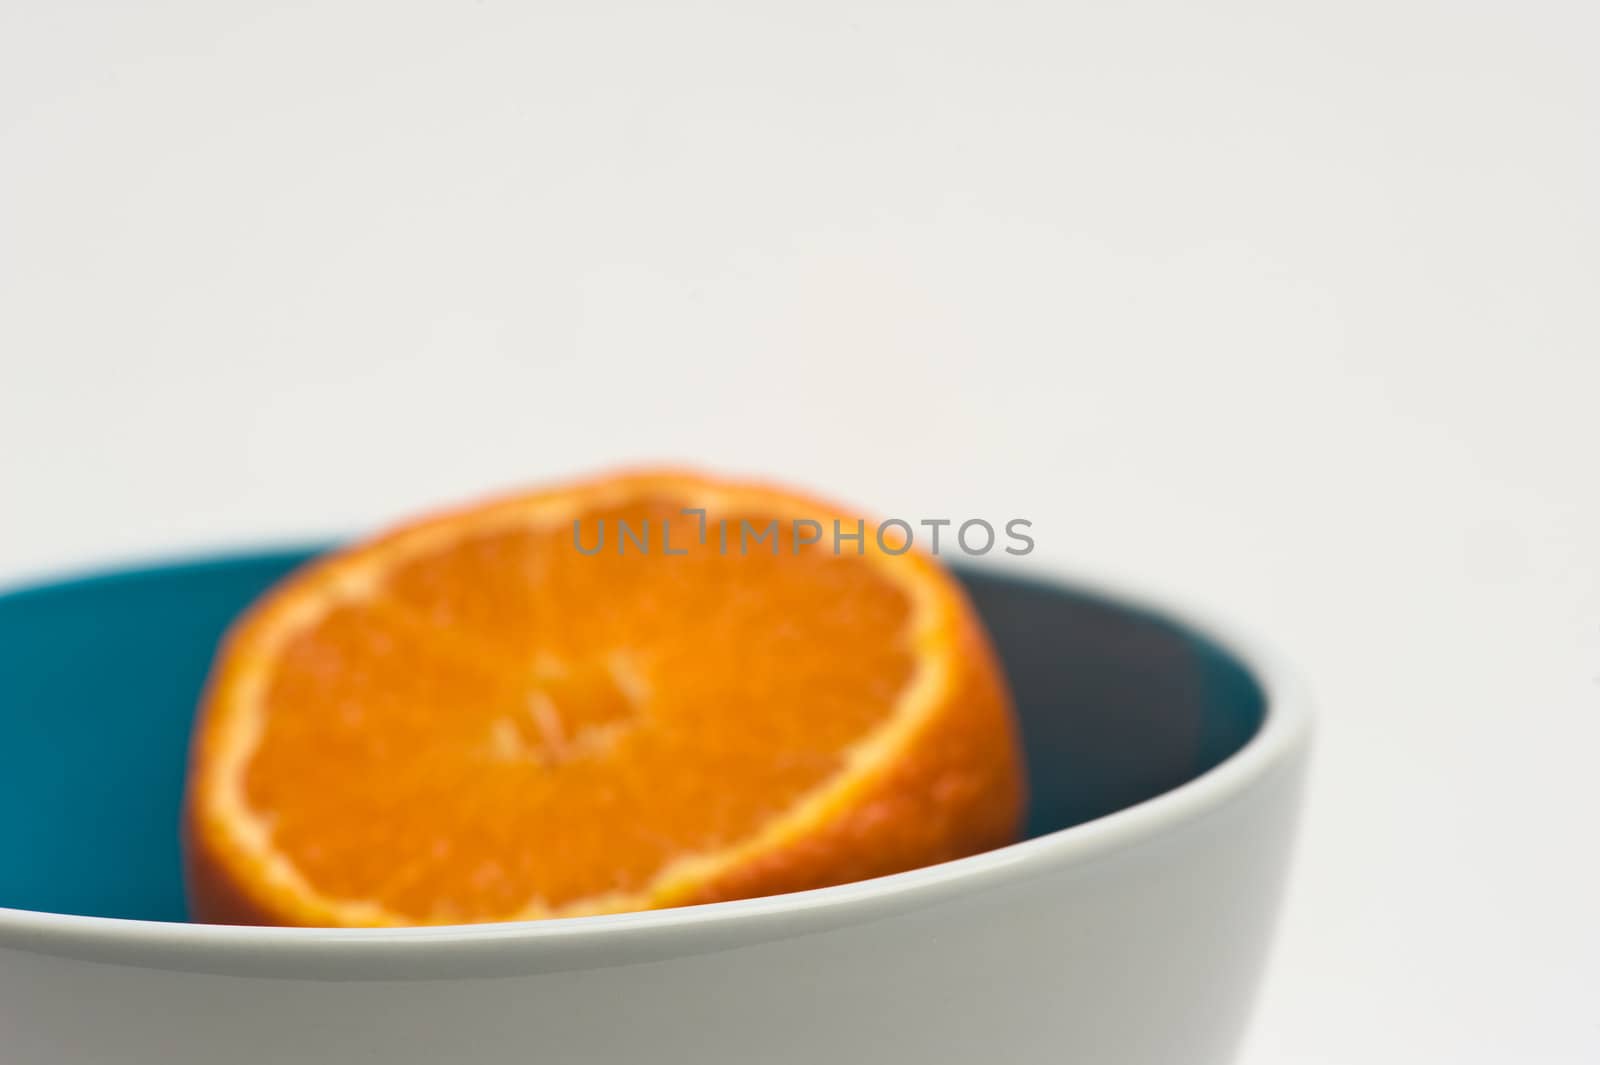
[184,471,1025,926]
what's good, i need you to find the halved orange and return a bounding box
[184,470,1026,927]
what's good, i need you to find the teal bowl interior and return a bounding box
[0,549,1264,923]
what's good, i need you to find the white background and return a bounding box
[2,2,1596,1061]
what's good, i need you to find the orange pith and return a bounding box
[184,471,1025,927]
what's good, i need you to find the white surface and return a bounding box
[0,2,1595,1061]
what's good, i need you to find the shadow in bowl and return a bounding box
[0,550,1263,923]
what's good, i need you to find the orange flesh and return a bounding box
[240,501,918,923]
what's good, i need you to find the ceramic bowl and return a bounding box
[0,547,1311,1065]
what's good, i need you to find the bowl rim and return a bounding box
[0,543,1313,978]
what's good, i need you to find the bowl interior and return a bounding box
[0,549,1263,923]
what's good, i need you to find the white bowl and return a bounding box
[0,548,1311,1064]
